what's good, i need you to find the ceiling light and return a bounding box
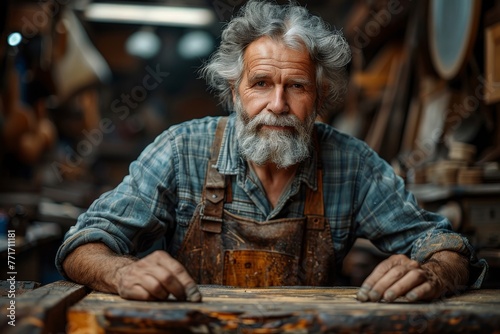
[84,3,216,27]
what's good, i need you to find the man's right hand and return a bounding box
[114,250,201,302]
[62,243,201,302]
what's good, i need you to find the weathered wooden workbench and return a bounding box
[1,280,500,333]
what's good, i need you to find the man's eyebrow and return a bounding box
[248,72,270,81]
[248,73,313,85]
[288,77,313,85]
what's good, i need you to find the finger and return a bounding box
[121,265,172,300]
[368,260,420,302]
[139,272,172,300]
[357,255,410,302]
[406,280,443,302]
[153,252,202,302]
[185,282,202,302]
[119,283,155,301]
[381,268,427,302]
[120,259,175,300]
[137,257,187,301]
[404,271,443,302]
[118,253,188,301]
[164,258,202,302]
[356,259,395,301]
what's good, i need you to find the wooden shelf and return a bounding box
[408,183,500,202]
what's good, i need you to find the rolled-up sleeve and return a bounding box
[355,149,488,288]
[55,130,179,278]
[411,230,488,288]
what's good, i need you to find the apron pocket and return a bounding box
[223,250,299,287]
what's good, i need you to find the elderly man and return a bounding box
[56,0,486,303]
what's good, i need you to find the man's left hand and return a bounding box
[356,251,469,302]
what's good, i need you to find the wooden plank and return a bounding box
[0,280,88,334]
[485,22,500,105]
[67,286,500,333]
[0,281,40,297]
[364,45,404,152]
[478,105,500,163]
[382,0,424,161]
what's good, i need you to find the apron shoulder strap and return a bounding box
[209,117,229,165]
[304,168,326,228]
[301,130,335,285]
[304,129,325,223]
[200,117,229,233]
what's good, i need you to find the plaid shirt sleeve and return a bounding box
[54,117,222,278]
[354,146,488,288]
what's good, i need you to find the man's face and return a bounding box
[235,36,317,123]
[233,36,318,168]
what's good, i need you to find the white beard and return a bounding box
[234,97,316,169]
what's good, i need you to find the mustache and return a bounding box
[244,112,303,133]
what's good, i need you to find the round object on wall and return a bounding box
[428,0,481,80]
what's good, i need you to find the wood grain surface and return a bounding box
[66,285,500,333]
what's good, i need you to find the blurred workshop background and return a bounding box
[1,0,499,288]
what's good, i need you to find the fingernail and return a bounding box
[369,290,380,301]
[360,284,371,292]
[385,290,395,301]
[406,292,418,302]
[356,290,368,302]
[186,285,202,303]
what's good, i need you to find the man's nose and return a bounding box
[267,87,289,114]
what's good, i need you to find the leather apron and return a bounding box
[176,117,335,287]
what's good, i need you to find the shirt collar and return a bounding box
[215,114,320,190]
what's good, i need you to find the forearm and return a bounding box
[421,250,470,296]
[62,242,136,294]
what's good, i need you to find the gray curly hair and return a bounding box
[200,0,351,117]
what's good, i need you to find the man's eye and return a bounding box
[255,81,266,87]
[292,84,304,89]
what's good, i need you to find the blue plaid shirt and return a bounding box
[56,115,487,286]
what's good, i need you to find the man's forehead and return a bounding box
[243,36,314,74]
